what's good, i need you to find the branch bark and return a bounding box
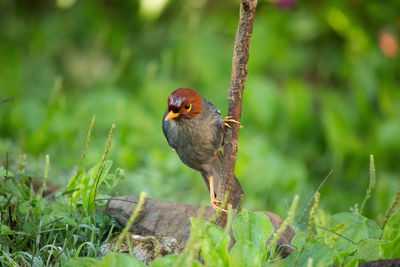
[216,0,257,227]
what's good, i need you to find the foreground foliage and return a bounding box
[1,139,399,266]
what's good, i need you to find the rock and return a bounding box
[100,233,179,264]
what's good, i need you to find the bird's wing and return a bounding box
[162,110,175,149]
[202,99,224,150]
[204,98,222,117]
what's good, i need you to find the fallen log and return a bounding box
[105,195,295,258]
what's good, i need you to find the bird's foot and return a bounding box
[223,116,243,129]
[208,175,227,212]
[211,198,227,212]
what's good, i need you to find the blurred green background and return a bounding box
[1,0,399,219]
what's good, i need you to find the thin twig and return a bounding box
[216,0,257,227]
[50,248,65,266]
[0,97,13,104]
[5,152,9,179]
[42,217,64,228]
[315,225,357,245]
[297,169,334,224]
[38,228,66,234]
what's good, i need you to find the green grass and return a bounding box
[0,123,122,266]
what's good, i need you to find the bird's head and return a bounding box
[165,88,202,121]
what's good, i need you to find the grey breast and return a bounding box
[162,98,223,171]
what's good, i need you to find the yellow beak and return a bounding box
[165,110,180,121]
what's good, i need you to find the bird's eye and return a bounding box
[184,103,192,111]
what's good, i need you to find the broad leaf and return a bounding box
[98,252,146,267]
[229,240,261,267]
[283,242,335,267]
[355,239,384,261]
[150,254,179,267]
[324,212,381,252]
[192,218,230,266]
[382,211,400,241]
[381,235,400,258]
[0,168,15,178]
[291,232,307,249]
[65,257,101,267]
[233,210,274,257]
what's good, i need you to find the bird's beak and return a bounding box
[165,110,180,121]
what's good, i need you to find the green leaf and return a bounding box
[334,250,355,266]
[0,168,15,178]
[99,252,146,267]
[65,257,101,267]
[68,169,86,206]
[291,232,307,249]
[41,214,55,226]
[192,260,204,267]
[73,160,117,214]
[151,255,202,267]
[1,225,16,235]
[103,168,124,188]
[192,218,230,266]
[61,216,78,227]
[233,210,274,257]
[383,210,400,241]
[344,259,359,267]
[324,222,356,252]
[229,240,261,267]
[150,255,179,267]
[202,250,224,267]
[324,212,381,252]
[283,242,335,267]
[4,179,24,199]
[381,235,400,258]
[18,201,32,215]
[86,160,113,214]
[355,239,384,261]
[0,224,24,235]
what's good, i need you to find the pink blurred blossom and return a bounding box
[275,0,298,9]
[379,30,398,58]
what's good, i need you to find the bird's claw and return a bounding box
[211,201,227,212]
[224,123,244,129]
[223,116,243,129]
[210,195,227,212]
[209,175,227,212]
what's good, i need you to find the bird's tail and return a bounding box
[201,152,244,209]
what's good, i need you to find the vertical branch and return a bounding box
[216,0,257,227]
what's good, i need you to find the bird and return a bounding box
[162,88,244,210]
